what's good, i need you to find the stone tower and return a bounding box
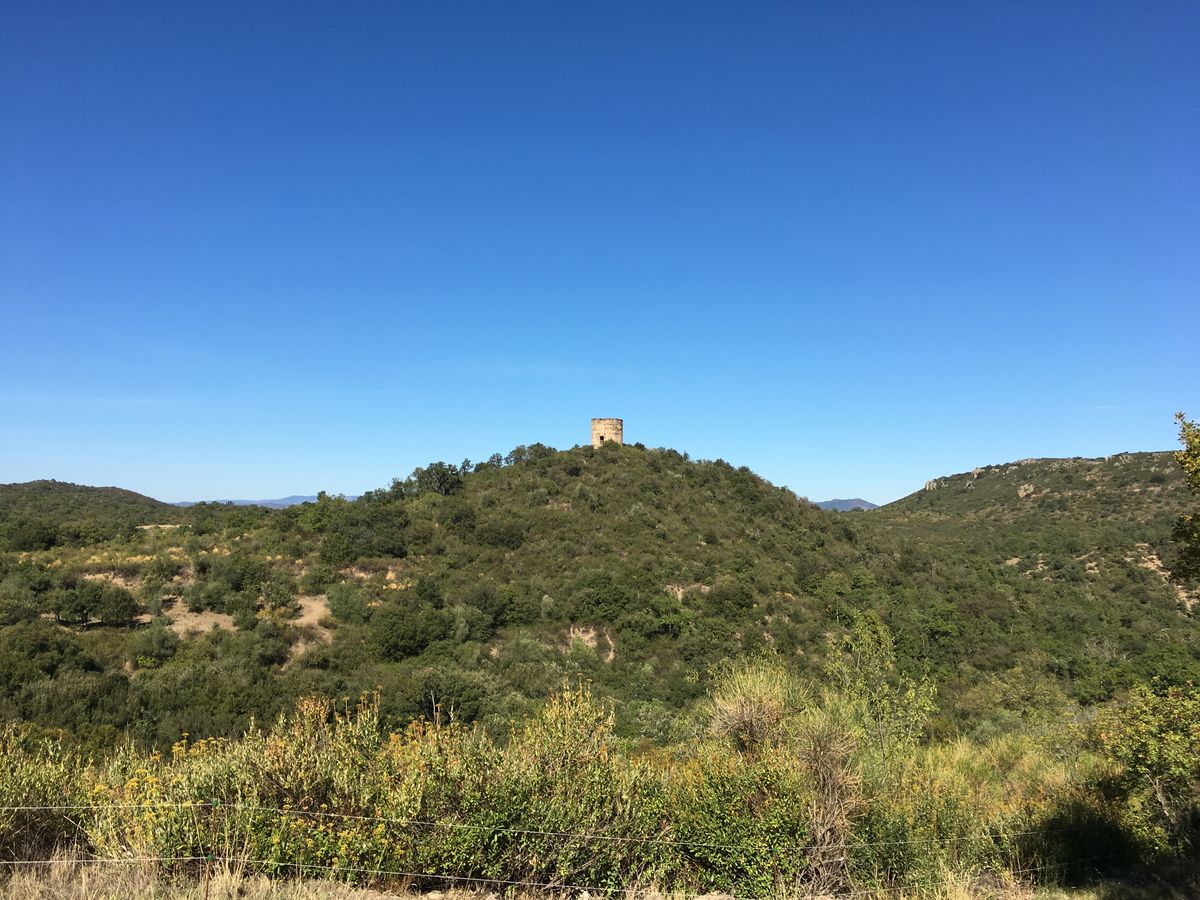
[591,417,623,448]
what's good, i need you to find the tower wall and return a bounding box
[591,418,623,448]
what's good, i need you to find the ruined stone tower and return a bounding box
[591,417,623,448]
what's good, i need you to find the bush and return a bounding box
[0,726,91,860]
[1091,682,1200,853]
[476,519,525,550]
[326,582,369,625]
[372,601,451,660]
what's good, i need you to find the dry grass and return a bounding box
[4,860,1193,900]
[161,596,236,636]
[0,856,489,899]
[0,858,395,899]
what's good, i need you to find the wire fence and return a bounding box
[0,801,1121,897]
[0,803,1082,856]
[0,851,1124,899]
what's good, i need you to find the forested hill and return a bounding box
[0,480,179,549]
[883,451,1183,523]
[0,444,1196,750]
[876,451,1190,576]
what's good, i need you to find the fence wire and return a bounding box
[0,802,1082,857]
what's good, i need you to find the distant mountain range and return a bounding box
[175,495,358,509]
[814,498,879,511]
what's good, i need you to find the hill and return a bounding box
[884,451,1183,521]
[0,444,1197,750]
[0,480,178,550]
[877,451,1191,597]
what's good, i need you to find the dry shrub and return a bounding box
[0,725,92,860]
[705,657,808,754]
[795,704,860,897]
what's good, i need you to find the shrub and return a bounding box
[1091,682,1200,853]
[0,726,91,860]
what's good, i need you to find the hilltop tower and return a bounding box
[591,417,623,448]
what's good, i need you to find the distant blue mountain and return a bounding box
[176,494,358,509]
[815,498,879,512]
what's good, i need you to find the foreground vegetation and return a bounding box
[2,658,1198,898]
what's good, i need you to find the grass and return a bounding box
[8,859,1178,900]
[3,675,1181,899]
[0,854,419,899]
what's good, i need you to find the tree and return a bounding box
[405,462,464,497]
[3,518,57,552]
[1092,681,1200,850]
[326,582,370,625]
[372,600,451,660]
[53,581,105,626]
[95,584,141,626]
[825,610,936,776]
[0,573,41,625]
[1175,412,1200,580]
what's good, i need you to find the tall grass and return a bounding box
[0,676,1168,897]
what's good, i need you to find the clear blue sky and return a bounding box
[2,2,1197,504]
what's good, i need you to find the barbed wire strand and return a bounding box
[0,856,207,866]
[0,803,1082,856]
[0,850,1123,898]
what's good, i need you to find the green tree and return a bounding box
[1093,681,1200,850]
[372,600,451,660]
[1174,412,1200,579]
[326,582,370,625]
[825,610,936,776]
[128,622,180,668]
[404,461,465,497]
[2,518,57,552]
[95,584,141,626]
[0,574,40,625]
[53,581,105,626]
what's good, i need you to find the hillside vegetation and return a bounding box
[0,444,1196,749]
[0,479,179,550]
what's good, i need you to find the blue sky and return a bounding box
[2,2,1197,503]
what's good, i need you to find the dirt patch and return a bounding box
[82,572,140,590]
[1132,543,1199,611]
[295,600,338,633]
[348,564,406,582]
[285,595,334,664]
[294,594,332,629]
[562,625,616,662]
[0,855,421,899]
[162,599,236,636]
[568,624,599,649]
[665,582,710,600]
